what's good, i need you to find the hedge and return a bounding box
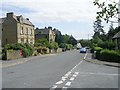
[99,49,120,62]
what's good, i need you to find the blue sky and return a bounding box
[0,0,118,40]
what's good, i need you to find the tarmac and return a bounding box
[84,53,120,68]
[0,52,119,68]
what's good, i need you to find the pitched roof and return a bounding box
[35,28,50,35]
[0,13,34,26]
[113,31,120,39]
[0,18,5,24]
[16,16,34,26]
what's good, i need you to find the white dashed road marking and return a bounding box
[62,87,68,90]
[51,57,84,89]
[52,85,57,88]
[56,81,63,84]
[70,77,75,81]
[79,72,119,76]
[65,81,71,86]
[75,72,79,75]
[73,74,77,77]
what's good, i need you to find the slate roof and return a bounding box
[35,28,50,35]
[0,13,34,26]
[16,16,33,26]
[113,31,120,39]
[0,18,5,24]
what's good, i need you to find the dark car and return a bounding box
[80,48,87,53]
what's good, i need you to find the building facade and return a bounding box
[113,31,120,51]
[1,12,34,46]
[35,27,56,43]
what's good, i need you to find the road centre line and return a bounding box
[65,81,71,86]
[50,85,57,89]
[62,87,68,90]
[84,52,88,60]
[73,74,77,77]
[79,72,120,76]
[69,60,83,73]
[56,81,63,84]
[70,77,75,81]
[51,56,84,89]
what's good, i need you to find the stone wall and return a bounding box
[6,50,22,60]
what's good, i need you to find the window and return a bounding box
[30,39,33,44]
[30,29,32,35]
[6,39,8,44]
[26,28,28,35]
[21,38,24,43]
[20,27,23,34]
[26,39,29,43]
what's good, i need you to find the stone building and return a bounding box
[113,31,120,51]
[0,12,35,46]
[35,27,56,43]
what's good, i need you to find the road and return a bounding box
[2,50,119,89]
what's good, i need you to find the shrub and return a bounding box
[97,41,115,50]
[22,48,29,57]
[37,47,49,54]
[94,47,103,53]
[3,43,34,58]
[94,47,103,59]
[99,49,120,62]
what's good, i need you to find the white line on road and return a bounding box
[62,87,68,90]
[75,72,79,75]
[84,52,88,60]
[73,74,77,77]
[70,77,75,81]
[56,81,63,84]
[69,60,83,73]
[51,59,83,88]
[79,72,120,76]
[65,81,71,86]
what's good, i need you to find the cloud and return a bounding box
[1,0,97,23]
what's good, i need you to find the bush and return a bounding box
[22,48,29,57]
[97,41,115,50]
[94,47,103,51]
[37,47,49,54]
[98,49,120,62]
[94,47,103,59]
[3,43,34,58]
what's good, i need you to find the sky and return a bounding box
[0,0,119,40]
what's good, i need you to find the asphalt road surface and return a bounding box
[2,50,119,89]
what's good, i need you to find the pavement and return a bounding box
[84,53,120,68]
[1,51,119,68]
[0,53,56,68]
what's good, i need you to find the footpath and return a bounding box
[84,53,120,68]
[0,54,56,68]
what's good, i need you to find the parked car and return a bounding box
[80,48,87,53]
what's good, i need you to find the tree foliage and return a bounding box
[93,19,105,40]
[93,0,118,23]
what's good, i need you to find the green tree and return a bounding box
[35,38,49,47]
[93,19,105,39]
[93,0,118,23]
[62,34,70,44]
[68,35,77,46]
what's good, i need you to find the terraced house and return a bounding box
[1,12,35,46]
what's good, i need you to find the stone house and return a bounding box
[35,27,55,43]
[0,12,35,46]
[113,31,120,51]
